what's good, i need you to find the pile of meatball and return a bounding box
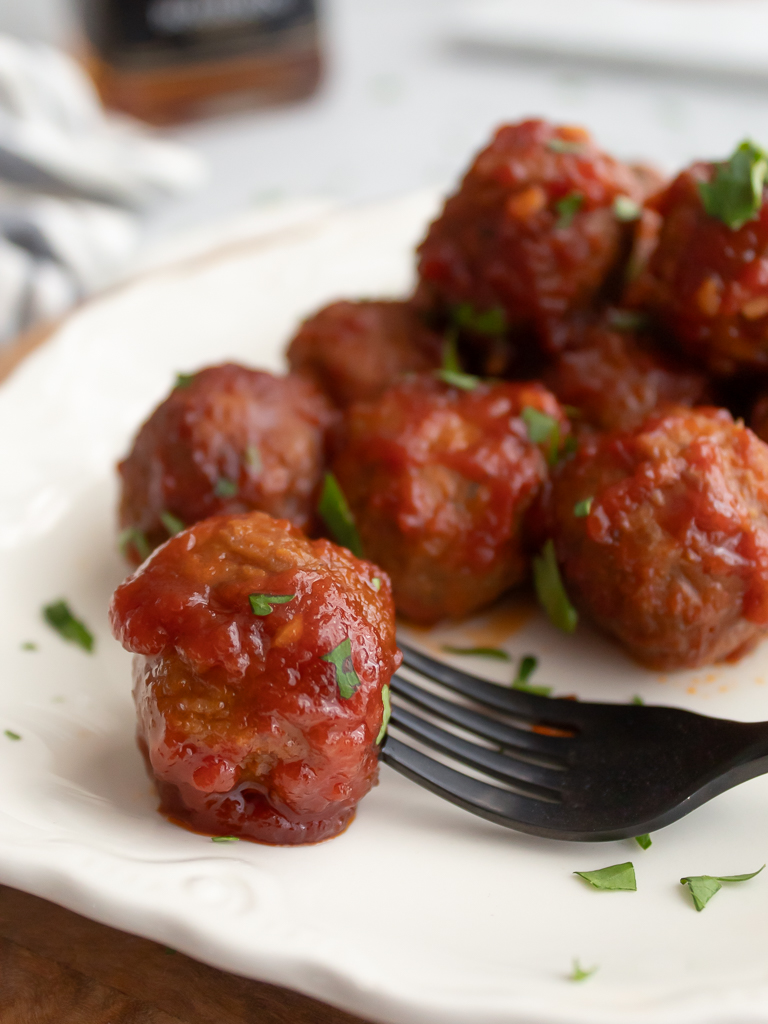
[110,119,768,843]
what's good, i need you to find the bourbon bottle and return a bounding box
[80,0,321,124]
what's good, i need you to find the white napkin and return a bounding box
[0,34,206,345]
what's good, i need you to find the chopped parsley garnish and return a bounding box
[521,407,560,465]
[43,600,94,653]
[244,444,262,473]
[635,833,652,850]
[214,476,238,498]
[174,372,197,389]
[371,577,382,592]
[533,540,578,634]
[512,654,551,695]
[562,434,578,457]
[680,865,764,911]
[452,303,507,336]
[555,191,584,229]
[613,195,641,221]
[574,497,593,518]
[443,645,511,661]
[318,472,363,557]
[376,684,391,745]
[569,960,598,982]
[160,510,185,536]
[211,836,239,843]
[699,140,768,230]
[547,138,586,155]
[118,526,151,562]
[631,695,644,705]
[4,729,21,741]
[249,593,295,616]
[20,641,37,651]
[575,862,637,891]
[322,637,361,699]
[607,308,649,333]
[437,335,481,391]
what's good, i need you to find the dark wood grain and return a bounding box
[0,886,370,1024]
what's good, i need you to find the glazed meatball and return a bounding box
[118,364,334,563]
[629,146,768,375]
[415,119,649,337]
[332,375,569,624]
[543,311,711,432]
[110,511,400,845]
[286,300,443,409]
[549,408,768,669]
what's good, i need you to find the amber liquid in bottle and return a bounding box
[80,0,321,124]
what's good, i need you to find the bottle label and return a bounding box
[84,0,317,67]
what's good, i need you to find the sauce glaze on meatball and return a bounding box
[416,120,648,336]
[629,160,768,375]
[548,408,768,669]
[287,300,443,409]
[110,511,400,845]
[332,374,569,624]
[543,312,710,432]
[118,364,335,563]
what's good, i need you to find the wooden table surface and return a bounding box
[0,323,370,1024]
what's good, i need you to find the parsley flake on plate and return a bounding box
[118,526,151,562]
[214,476,238,498]
[680,865,764,911]
[160,510,185,536]
[613,195,641,221]
[575,861,637,891]
[533,540,578,634]
[376,684,391,745]
[322,637,361,699]
[4,729,21,741]
[699,140,768,230]
[635,833,652,850]
[249,593,295,616]
[43,600,94,653]
[211,836,239,843]
[512,655,552,696]
[443,645,511,661]
[573,497,593,518]
[569,959,598,982]
[20,641,37,651]
[174,372,197,389]
[631,695,644,705]
[318,472,363,557]
[555,191,584,229]
[522,407,560,466]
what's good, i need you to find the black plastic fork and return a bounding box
[379,643,768,841]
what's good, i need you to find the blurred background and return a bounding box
[4,0,768,344]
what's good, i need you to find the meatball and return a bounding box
[331,374,569,624]
[628,147,768,375]
[110,511,400,845]
[548,407,768,669]
[415,119,649,338]
[118,364,335,564]
[543,311,711,432]
[286,299,443,409]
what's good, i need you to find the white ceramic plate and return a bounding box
[4,193,768,1024]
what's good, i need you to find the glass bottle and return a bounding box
[80,0,321,124]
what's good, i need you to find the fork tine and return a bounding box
[381,736,569,837]
[391,673,571,762]
[399,642,578,724]
[389,705,565,798]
